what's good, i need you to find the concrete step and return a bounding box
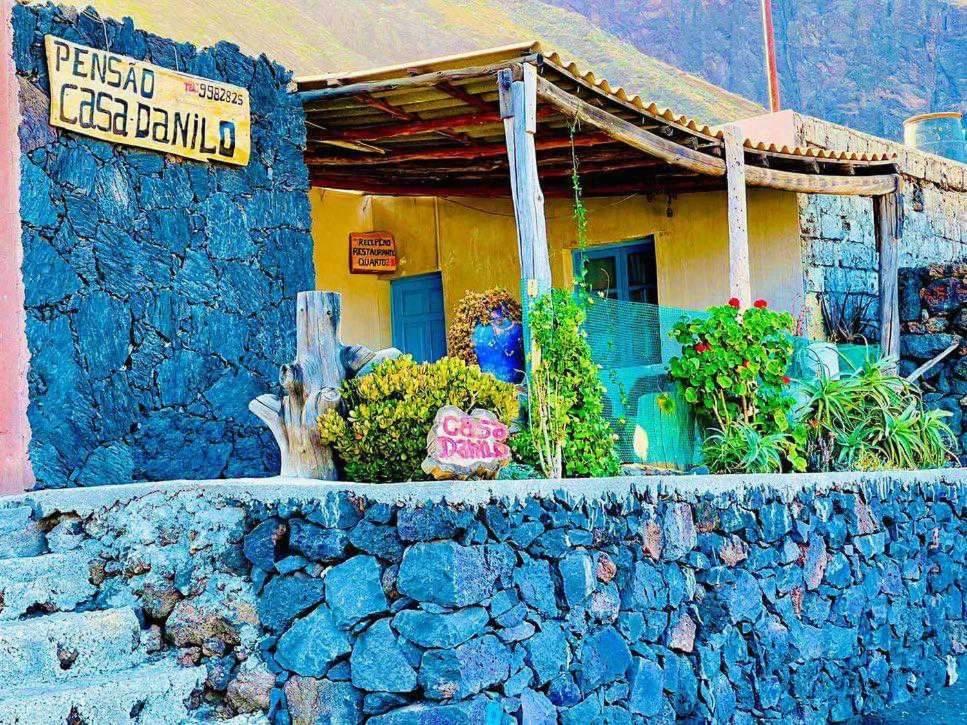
[0,552,96,621]
[0,607,144,688]
[0,659,205,724]
[0,505,46,560]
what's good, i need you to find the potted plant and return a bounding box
[447,288,525,384]
[818,290,878,375]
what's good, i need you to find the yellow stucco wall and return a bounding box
[311,187,804,349]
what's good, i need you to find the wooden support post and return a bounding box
[250,292,345,479]
[250,291,401,479]
[499,64,552,293]
[874,185,903,364]
[723,124,752,307]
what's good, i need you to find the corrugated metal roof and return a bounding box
[297,41,895,164]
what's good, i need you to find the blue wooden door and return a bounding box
[391,273,447,362]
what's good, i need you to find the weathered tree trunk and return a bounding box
[250,292,345,479]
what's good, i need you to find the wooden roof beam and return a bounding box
[299,60,524,105]
[354,93,472,146]
[306,132,614,166]
[313,107,555,143]
[435,80,494,113]
[310,174,724,198]
[535,75,727,177]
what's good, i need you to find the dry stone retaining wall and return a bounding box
[899,264,967,463]
[13,3,314,487]
[1,472,963,723]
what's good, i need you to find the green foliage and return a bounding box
[799,357,957,471]
[318,355,519,482]
[703,422,807,475]
[525,289,621,478]
[669,301,797,429]
[668,300,805,473]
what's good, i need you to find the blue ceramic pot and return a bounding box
[472,311,525,383]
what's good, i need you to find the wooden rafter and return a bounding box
[355,92,472,145]
[312,107,555,143]
[435,80,493,113]
[306,133,614,166]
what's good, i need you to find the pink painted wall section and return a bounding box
[0,0,34,493]
[728,110,801,149]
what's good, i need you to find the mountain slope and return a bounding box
[79,0,766,124]
[545,0,966,139]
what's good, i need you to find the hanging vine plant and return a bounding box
[517,120,621,478]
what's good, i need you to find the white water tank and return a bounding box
[903,111,966,163]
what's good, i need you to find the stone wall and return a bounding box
[2,472,963,722]
[795,114,967,340]
[12,3,314,487]
[899,264,967,463]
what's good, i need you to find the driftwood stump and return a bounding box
[249,291,399,479]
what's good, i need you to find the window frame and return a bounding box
[572,236,658,304]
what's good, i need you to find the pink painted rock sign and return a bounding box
[421,406,512,480]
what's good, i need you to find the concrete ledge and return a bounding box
[3,467,964,518]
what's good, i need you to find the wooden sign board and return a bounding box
[45,36,250,166]
[421,406,512,480]
[349,231,397,274]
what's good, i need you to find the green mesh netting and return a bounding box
[520,286,879,470]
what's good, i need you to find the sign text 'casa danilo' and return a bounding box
[45,36,251,166]
[421,406,512,480]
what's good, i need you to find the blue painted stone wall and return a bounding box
[12,3,314,487]
[3,475,963,721]
[240,481,965,723]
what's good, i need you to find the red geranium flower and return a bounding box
[694,342,711,354]
[728,297,741,308]
[754,299,768,309]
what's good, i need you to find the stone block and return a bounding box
[350,619,417,693]
[559,553,594,607]
[275,605,350,677]
[525,622,570,686]
[578,626,631,691]
[397,542,497,607]
[419,635,510,700]
[257,575,326,632]
[628,658,665,716]
[284,676,360,725]
[514,556,558,617]
[325,555,387,626]
[288,519,348,563]
[392,607,488,649]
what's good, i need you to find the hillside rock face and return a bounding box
[545,0,965,140]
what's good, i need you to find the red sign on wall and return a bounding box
[349,231,397,274]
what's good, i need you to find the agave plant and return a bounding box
[702,422,806,474]
[798,358,957,471]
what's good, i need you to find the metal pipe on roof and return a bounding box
[760,0,782,113]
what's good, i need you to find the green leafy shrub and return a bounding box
[668,299,805,473]
[669,299,797,430]
[799,358,957,471]
[523,288,620,479]
[318,355,519,482]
